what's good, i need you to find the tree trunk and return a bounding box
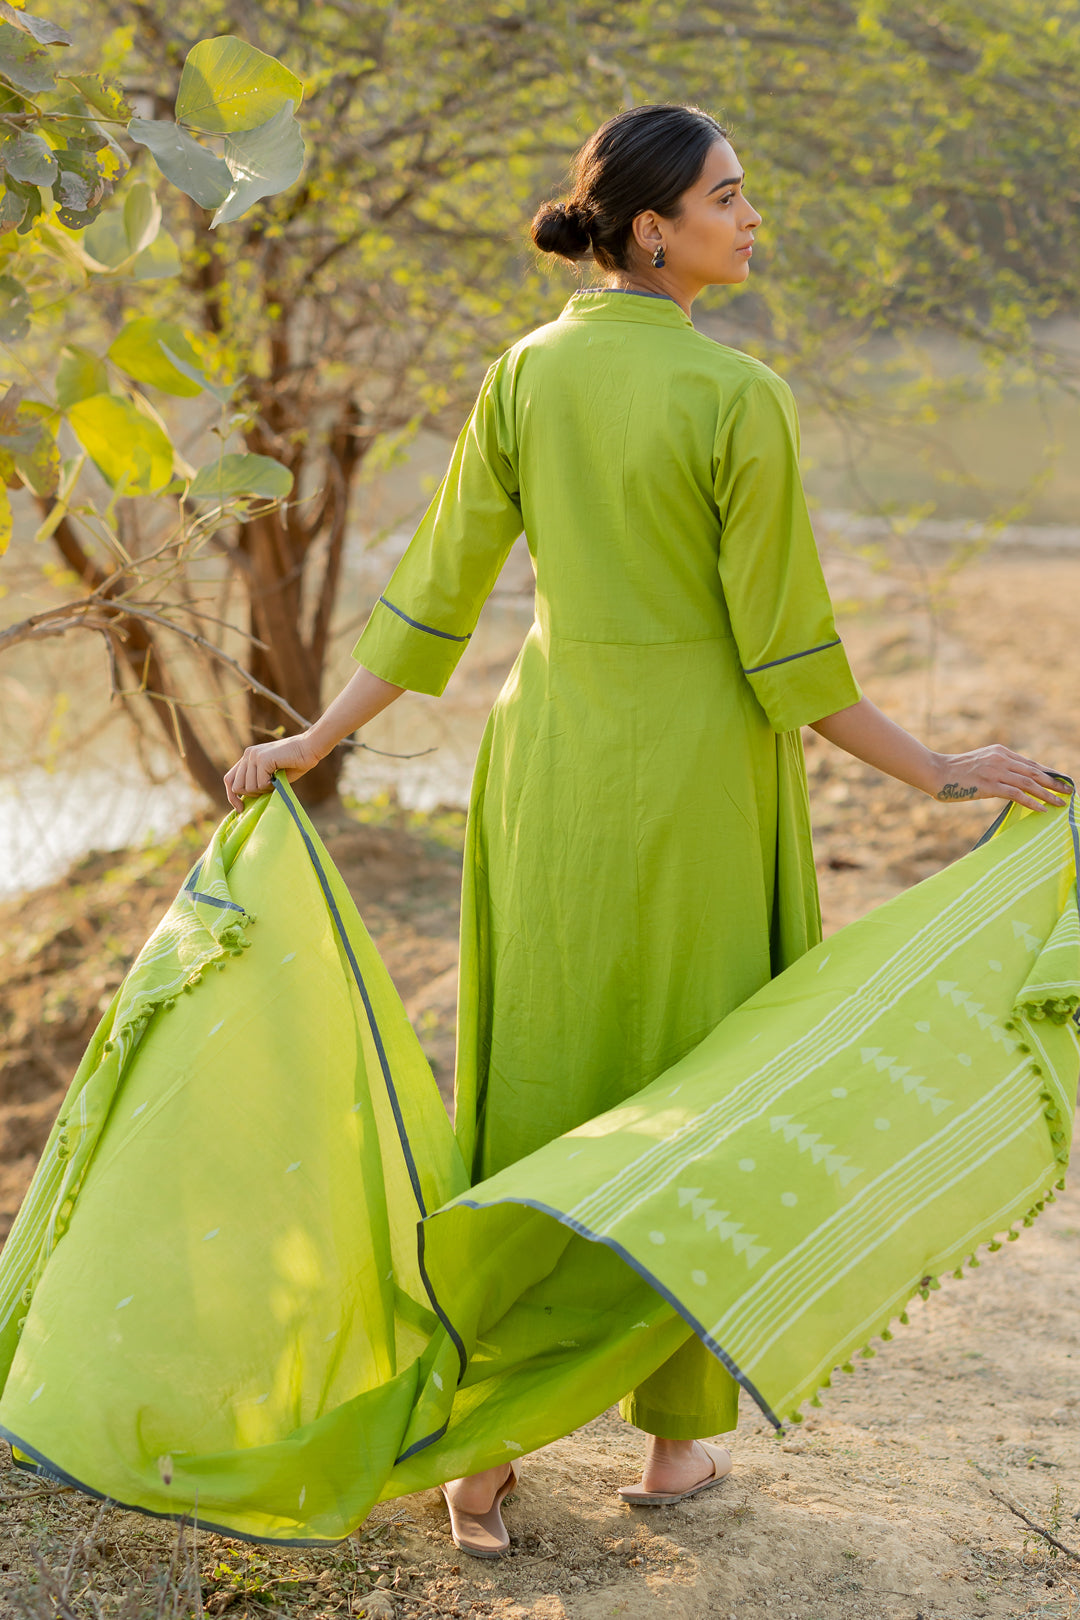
[48,509,228,804]
[237,403,367,809]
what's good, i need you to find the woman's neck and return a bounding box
[604,273,694,317]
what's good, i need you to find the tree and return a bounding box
[5,0,1080,807]
[1,8,307,798]
[86,0,621,803]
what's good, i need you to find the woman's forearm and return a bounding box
[306,666,405,759]
[223,665,405,810]
[810,697,942,795]
[809,695,1066,811]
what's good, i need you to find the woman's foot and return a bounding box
[618,1438,732,1504]
[440,1463,519,1558]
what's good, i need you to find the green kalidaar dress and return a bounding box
[0,290,1075,1544]
[352,288,861,1435]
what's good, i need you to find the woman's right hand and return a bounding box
[223,731,322,813]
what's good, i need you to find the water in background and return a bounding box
[3,515,1076,903]
[0,530,537,901]
[0,767,204,901]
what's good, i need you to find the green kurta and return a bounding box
[353,288,860,1434]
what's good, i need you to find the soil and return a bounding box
[1,543,1079,1617]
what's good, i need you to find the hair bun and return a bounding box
[531,198,594,261]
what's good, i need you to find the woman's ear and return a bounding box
[632,210,662,259]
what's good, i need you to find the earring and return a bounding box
[651,243,666,269]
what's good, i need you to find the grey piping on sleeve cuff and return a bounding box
[742,638,842,675]
[379,597,471,643]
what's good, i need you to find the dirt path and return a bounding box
[2,1174,1078,1618]
[2,543,1079,1616]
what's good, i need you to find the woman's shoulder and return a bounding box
[685,332,792,397]
[486,315,795,423]
[476,318,565,388]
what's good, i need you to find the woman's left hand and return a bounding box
[223,731,321,813]
[811,697,1070,811]
[933,746,1069,811]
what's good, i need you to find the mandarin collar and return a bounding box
[559,287,694,330]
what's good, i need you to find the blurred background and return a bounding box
[2,0,1079,901]
[2,0,1080,900]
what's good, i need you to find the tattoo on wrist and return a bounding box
[936,782,978,801]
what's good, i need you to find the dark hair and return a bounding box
[531,104,728,273]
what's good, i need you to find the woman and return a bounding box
[225,104,1062,1556]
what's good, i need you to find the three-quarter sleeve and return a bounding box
[714,372,860,733]
[351,355,523,695]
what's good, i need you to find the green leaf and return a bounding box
[127,117,231,209]
[123,180,160,255]
[0,482,10,556]
[0,271,30,339]
[0,182,25,231]
[4,174,43,233]
[66,394,173,494]
[82,191,181,279]
[53,147,109,228]
[212,101,304,227]
[41,98,109,153]
[188,452,293,501]
[0,2,71,46]
[81,181,158,265]
[0,399,60,497]
[131,229,181,280]
[81,203,127,266]
[175,35,303,135]
[54,157,91,211]
[108,318,202,396]
[1,130,57,184]
[66,72,132,122]
[0,402,38,457]
[0,19,55,91]
[158,343,234,404]
[56,344,109,408]
[13,399,57,495]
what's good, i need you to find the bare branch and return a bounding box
[990,1491,1080,1563]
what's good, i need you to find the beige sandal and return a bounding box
[439,1462,520,1558]
[617,1441,732,1506]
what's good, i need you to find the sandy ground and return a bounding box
[2,1179,1078,1619]
[1,542,1079,1615]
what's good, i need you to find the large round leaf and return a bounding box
[123,181,161,256]
[11,400,59,497]
[0,24,55,93]
[67,73,133,123]
[0,2,72,46]
[127,119,231,210]
[83,183,179,279]
[108,319,202,397]
[213,102,304,228]
[1,130,57,184]
[131,231,181,281]
[67,395,173,494]
[0,273,30,340]
[82,206,130,268]
[188,452,293,501]
[175,35,303,135]
[56,345,110,409]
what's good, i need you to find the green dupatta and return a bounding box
[0,781,1076,1543]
